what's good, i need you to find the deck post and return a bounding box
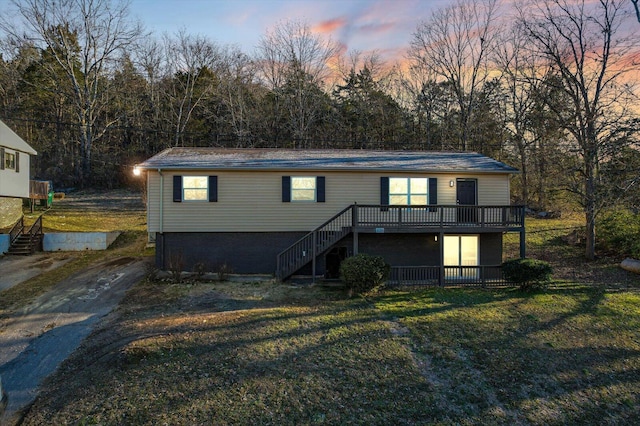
[352,204,359,255]
[439,231,444,286]
[312,231,317,283]
[520,227,526,259]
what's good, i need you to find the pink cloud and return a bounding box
[313,18,348,35]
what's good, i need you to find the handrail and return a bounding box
[9,216,24,244]
[26,215,44,254]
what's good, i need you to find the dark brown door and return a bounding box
[456,179,477,223]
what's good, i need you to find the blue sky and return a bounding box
[129,0,448,61]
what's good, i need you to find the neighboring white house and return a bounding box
[0,119,37,227]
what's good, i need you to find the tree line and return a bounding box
[0,0,639,259]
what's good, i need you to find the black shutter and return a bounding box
[282,176,291,202]
[429,178,438,205]
[0,148,4,170]
[208,176,218,202]
[15,151,19,173]
[317,176,325,202]
[380,177,389,211]
[173,175,182,202]
[428,178,438,211]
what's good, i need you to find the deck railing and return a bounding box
[355,205,524,229]
[388,265,507,287]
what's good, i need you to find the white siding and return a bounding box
[0,148,30,198]
[147,170,513,233]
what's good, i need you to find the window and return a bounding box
[444,235,479,279]
[183,176,208,201]
[291,176,317,201]
[389,177,428,205]
[4,152,15,170]
[173,175,217,202]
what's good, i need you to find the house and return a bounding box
[135,148,525,285]
[0,119,37,228]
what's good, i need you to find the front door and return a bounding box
[456,179,477,223]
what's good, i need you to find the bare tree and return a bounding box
[408,0,499,151]
[162,29,221,146]
[1,0,142,185]
[216,45,259,146]
[519,0,640,260]
[256,20,339,147]
[632,0,640,21]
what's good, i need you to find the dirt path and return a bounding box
[0,255,150,423]
[0,253,74,292]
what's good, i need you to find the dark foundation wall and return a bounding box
[480,233,503,265]
[359,234,439,266]
[156,232,306,274]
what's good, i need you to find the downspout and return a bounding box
[158,168,165,270]
[158,168,164,233]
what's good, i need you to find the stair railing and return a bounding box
[9,216,24,244]
[26,215,44,253]
[276,205,354,281]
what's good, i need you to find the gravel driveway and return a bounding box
[0,255,150,422]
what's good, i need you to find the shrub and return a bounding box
[502,258,553,291]
[598,209,640,258]
[339,253,390,296]
[217,262,233,281]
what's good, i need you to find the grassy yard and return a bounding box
[20,281,640,425]
[12,204,640,425]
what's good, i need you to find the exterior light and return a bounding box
[449,180,455,187]
[133,166,141,176]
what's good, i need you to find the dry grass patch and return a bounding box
[24,281,435,425]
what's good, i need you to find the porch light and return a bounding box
[133,166,141,176]
[449,180,455,187]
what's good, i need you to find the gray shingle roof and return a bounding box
[137,148,519,174]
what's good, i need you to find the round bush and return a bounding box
[339,253,390,295]
[502,258,553,291]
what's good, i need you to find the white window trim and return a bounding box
[389,177,429,205]
[182,176,209,201]
[291,176,317,202]
[4,152,15,170]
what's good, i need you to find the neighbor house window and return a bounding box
[4,152,15,170]
[389,177,428,205]
[291,176,317,201]
[183,176,208,201]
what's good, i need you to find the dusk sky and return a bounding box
[129,0,448,62]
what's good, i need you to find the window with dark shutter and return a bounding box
[173,175,182,202]
[0,148,4,170]
[15,151,19,173]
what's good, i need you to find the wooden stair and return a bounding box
[276,205,354,281]
[8,233,43,255]
[6,215,44,255]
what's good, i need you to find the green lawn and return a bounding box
[21,280,640,425]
